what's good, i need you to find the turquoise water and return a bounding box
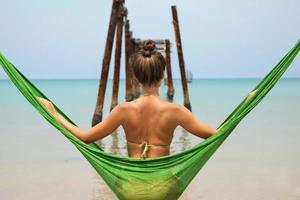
[1,78,300,199]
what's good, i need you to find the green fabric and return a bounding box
[1,39,299,200]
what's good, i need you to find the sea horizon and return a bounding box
[1,77,300,81]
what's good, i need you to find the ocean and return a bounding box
[0,78,300,199]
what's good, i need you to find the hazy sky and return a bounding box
[0,0,299,79]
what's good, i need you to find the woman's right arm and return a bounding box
[174,104,217,139]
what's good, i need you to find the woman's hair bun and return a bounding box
[141,40,156,57]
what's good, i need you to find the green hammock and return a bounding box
[1,40,299,200]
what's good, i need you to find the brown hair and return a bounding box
[129,40,166,86]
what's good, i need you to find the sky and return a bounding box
[0,0,299,79]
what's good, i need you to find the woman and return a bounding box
[38,40,217,159]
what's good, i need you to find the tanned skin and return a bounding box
[37,81,217,158]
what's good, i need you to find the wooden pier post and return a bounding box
[92,0,121,126]
[125,18,135,101]
[165,40,174,99]
[171,5,192,111]
[131,39,141,98]
[110,3,125,111]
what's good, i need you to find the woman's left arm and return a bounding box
[37,97,124,144]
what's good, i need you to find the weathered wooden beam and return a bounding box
[171,5,192,111]
[134,39,167,45]
[129,37,140,99]
[165,40,175,99]
[125,18,135,101]
[92,0,121,126]
[110,3,125,111]
[130,38,141,98]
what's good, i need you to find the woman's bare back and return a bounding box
[121,95,176,158]
[120,95,217,158]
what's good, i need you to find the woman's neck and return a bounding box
[141,84,160,96]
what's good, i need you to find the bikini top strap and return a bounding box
[127,140,170,158]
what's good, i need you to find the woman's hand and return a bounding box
[36,97,60,119]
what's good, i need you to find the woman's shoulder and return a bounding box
[114,101,133,110]
[113,98,185,113]
[152,101,188,117]
[113,101,139,113]
[165,102,186,111]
